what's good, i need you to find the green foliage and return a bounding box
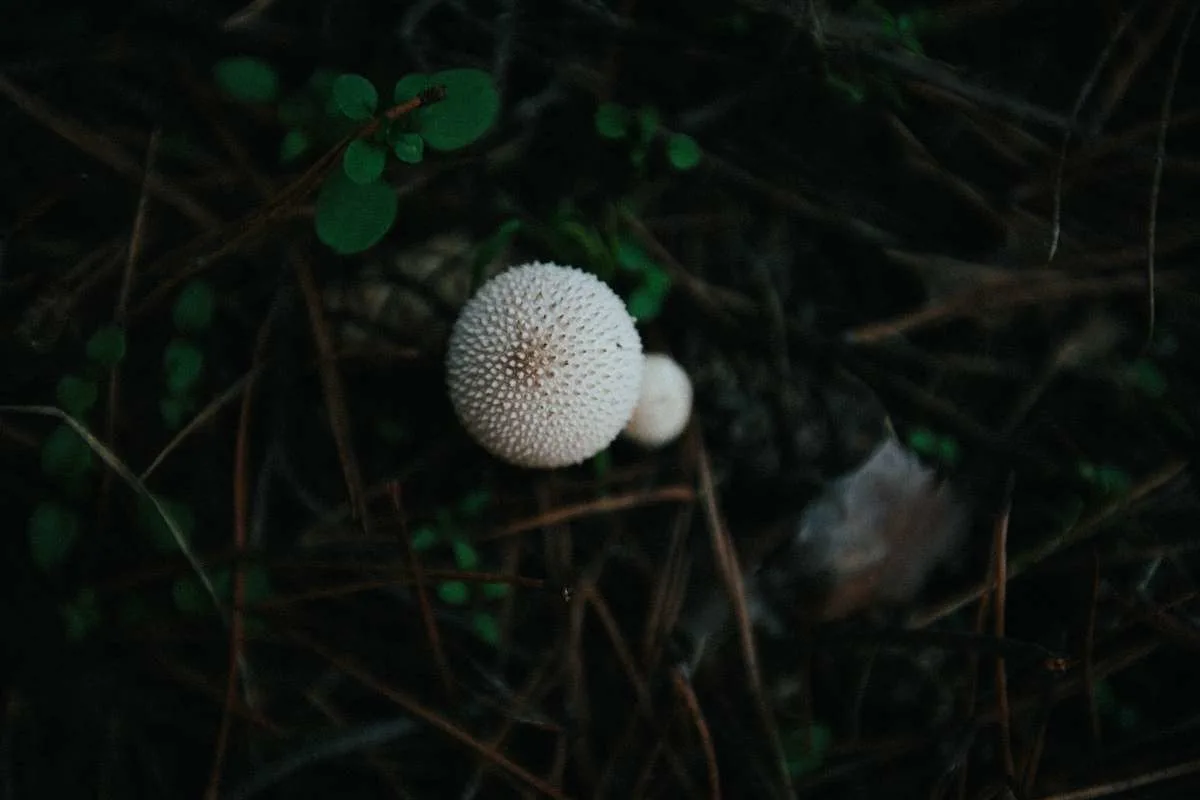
[615,236,672,321]
[390,132,424,164]
[56,374,97,418]
[411,525,439,552]
[315,171,398,254]
[906,426,960,467]
[159,395,197,431]
[85,325,126,368]
[408,68,500,152]
[172,280,216,333]
[28,501,80,570]
[330,73,379,121]
[1124,359,1167,398]
[666,133,702,170]
[219,61,499,255]
[594,101,702,173]
[212,56,280,104]
[482,582,510,600]
[279,129,310,163]
[163,339,204,395]
[342,139,388,184]
[452,538,480,570]
[1078,462,1132,496]
[595,103,630,139]
[41,423,92,479]
[781,723,832,778]
[437,581,470,605]
[471,612,502,646]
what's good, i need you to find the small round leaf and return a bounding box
[331,73,379,121]
[472,612,501,646]
[342,139,387,184]
[411,526,440,552]
[452,538,480,571]
[666,132,702,170]
[41,423,92,479]
[160,395,196,431]
[415,68,499,152]
[86,325,126,367]
[212,56,279,104]
[437,581,470,605]
[28,501,81,570]
[279,129,310,163]
[391,132,424,164]
[56,374,98,417]
[482,582,510,600]
[164,339,204,395]
[172,280,215,333]
[394,73,434,104]
[314,171,398,255]
[595,102,630,139]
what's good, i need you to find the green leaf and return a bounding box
[1127,359,1167,398]
[342,139,387,184]
[906,426,937,456]
[314,171,398,255]
[471,612,501,646]
[163,339,204,395]
[782,723,832,778]
[86,325,126,367]
[452,538,480,571]
[28,501,81,570]
[482,582,510,600]
[411,525,439,551]
[936,435,961,466]
[437,581,470,605]
[595,102,630,139]
[212,56,279,104]
[61,588,101,642]
[456,489,491,518]
[159,395,196,431]
[666,132,702,170]
[635,106,660,145]
[330,73,379,121]
[56,374,98,417]
[172,280,216,333]
[136,495,196,553]
[627,276,670,321]
[393,73,434,103]
[279,129,311,163]
[41,423,93,479]
[391,132,424,164]
[615,237,657,274]
[414,68,499,152]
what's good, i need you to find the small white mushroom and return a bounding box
[445,262,644,468]
[623,353,693,447]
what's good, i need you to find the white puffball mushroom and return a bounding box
[446,262,644,468]
[623,353,693,447]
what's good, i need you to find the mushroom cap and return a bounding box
[623,353,693,447]
[446,262,644,468]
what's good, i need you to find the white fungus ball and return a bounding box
[446,262,644,468]
[623,353,693,447]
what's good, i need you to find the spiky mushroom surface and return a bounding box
[624,353,693,447]
[446,262,643,468]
